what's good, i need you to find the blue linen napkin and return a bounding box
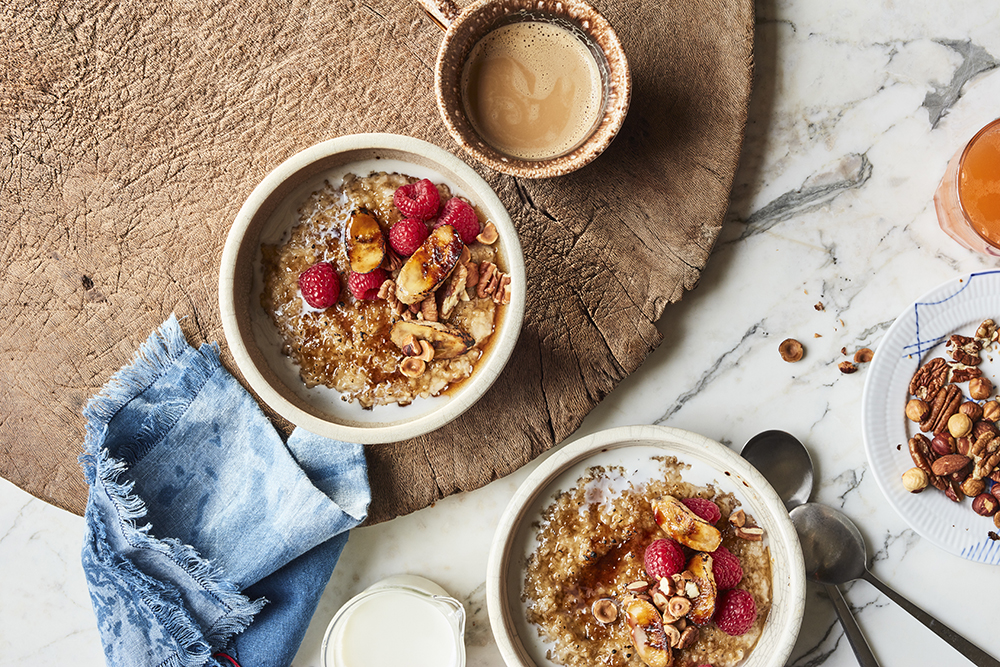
[79,314,370,667]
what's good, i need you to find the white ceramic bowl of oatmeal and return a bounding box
[219,133,525,443]
[486,424,805,667]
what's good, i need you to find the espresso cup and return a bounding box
[418,0,630,179]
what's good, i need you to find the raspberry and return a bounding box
[298,262,340,309]
[682,497,721,524]
[434,197,480,245]
[713,589,757,636]
[710,545,743,590]
[389,218,430,256]
[348,268,388,300]
[393,179,440,221]
[643,539,686,579]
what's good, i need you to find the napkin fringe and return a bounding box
[80,316,267,664]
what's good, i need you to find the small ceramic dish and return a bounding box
[486,424,805,667]
[219,133,525,443]
[862,270,1000,563]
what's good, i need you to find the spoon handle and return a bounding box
[863,569,1000,667]
[824,584,881,667]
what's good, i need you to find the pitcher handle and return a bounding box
[416,0,460,30]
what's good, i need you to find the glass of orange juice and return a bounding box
[935,118,1000,256]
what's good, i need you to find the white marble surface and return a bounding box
[5,1,1000,665]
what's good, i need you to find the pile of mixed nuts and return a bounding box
[902,319,1000,530]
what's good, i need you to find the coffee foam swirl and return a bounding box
[461,21,604,161]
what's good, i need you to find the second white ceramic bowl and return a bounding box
[486,424,805,667]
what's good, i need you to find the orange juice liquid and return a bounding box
[959,121,1000,246]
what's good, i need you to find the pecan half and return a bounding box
[909,358,949,400]
[946,335,982,366]
[973,436,1000,480]
[909,434,948,493]
[951,365,983,383]
[975,319,998,345]
[920,384,962,434]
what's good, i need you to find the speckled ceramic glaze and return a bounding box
[429,0,631,179]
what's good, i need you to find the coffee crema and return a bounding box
[461,20,604,161]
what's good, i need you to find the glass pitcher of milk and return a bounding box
[321,574,467,667]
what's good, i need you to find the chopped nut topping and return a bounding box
[735,525,764,541]
[854,348,873,363]
[838,361,858,374]
[418,296,438,322]
[591,598,617,624]
[399,357,426,377]
[476,221,499,244]
[625,580,650,593]
[728,509,746,528]
[416,339,435,363]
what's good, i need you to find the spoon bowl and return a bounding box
[790,502,1000,667]
[742,430,814,511]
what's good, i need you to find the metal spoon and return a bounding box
[741,431,880,667]
[790,502,1000,667]
[742,430,815,512]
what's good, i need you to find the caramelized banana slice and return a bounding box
[623,599,674,667]
[395,225,463,305]
[390,321,475,359]
[651,496,722,552]
[345,209,386,274]
[685,553,717,626]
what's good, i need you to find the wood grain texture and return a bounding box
[0,0,753,522]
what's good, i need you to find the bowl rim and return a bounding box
[218,132,526,443]
[485,424,805,667]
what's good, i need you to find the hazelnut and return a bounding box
[591,598,618,624]
[729,509,746,528]
[906,399,930,422]
[664,596,692,621]
[399,357,426,377]
[663,623,682,649]
[995,512,1000,530]
[962,477,986,498]
[930,432,956,456]
[984,400,1000,422]
[475,221,499,245]
[677,626,699,650]
[960,401,984,422]
[416,339,435,362]
[972,493,1000,517]
[970,377,994,401]
[651,589,670,610]
[779,338,804,363]
[992,484,1000,502]
[854,348,874,363]
[839,361,858,374]
[957,437,972,456]
[948,413,973,438]
[901,467,929,493]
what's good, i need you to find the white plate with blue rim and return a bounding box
[862,270,1000,563]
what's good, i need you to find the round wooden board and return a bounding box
[0,0,753,523]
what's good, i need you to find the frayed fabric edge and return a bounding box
[79,315,266,661]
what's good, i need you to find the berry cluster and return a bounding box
[298,178,484,307]
[635,496,759,645]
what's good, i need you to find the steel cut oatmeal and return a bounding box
[260,171,511,408]
[523,457,772,667]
